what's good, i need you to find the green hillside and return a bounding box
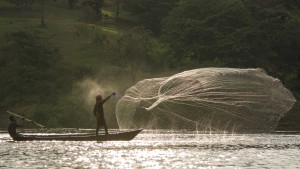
[0,0,147,128]
[0,0,299,130]
[1,1,119,71]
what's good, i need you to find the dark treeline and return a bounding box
[127,0,300,130]
[0,0,299,129]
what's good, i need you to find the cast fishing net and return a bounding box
[116,68,296,133]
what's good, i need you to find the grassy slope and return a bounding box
[0,1,134,73]
[0,1,137,128]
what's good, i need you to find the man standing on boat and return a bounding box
[93,92,116,136]
[8,115,24,139]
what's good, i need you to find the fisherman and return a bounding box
[93,92,116,136]
[8,115,24,139]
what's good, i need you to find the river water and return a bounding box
[0,129,300,169]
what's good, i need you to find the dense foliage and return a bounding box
[123,0,180,35]
[160,0,300,129]
[0,29,76,126]
[0,0,299,129]
[0,30,62,105]
[163,0,300,79]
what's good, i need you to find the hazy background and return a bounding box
[0,0,299,130]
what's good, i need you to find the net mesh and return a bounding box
[116,68,296,133]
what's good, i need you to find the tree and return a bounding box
[123,0,180,35]
[116,0,120,17]
[162,0,300,81]
[4,0,29,6]
[0,29,69,107]
[111,27,153,82]
[68,0,78,9]
[81,0,105,20]
[161,0,300,130]
[3,0,34,15]
[162,0,251,68]
[95,0,104,16]
[40,0,46,27]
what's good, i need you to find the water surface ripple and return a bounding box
[1,129,299,169]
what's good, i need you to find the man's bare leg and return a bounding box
[96,126,99,136]
[104,121,108,135]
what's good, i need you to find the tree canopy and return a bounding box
[0,29,71,106]
[162,0,300,91]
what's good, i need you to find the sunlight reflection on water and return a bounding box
[0,129,300,169]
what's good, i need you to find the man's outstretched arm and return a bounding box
[102,92,116,103]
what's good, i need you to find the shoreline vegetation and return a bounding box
[0,0,299,131]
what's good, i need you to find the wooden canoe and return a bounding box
[12,129,142,141]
